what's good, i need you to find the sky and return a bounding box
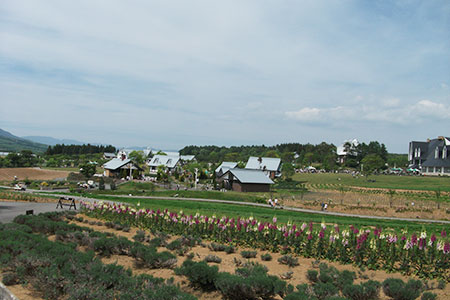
[1,0,449,153]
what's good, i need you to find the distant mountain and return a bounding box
[0,129,48,153]
[22,136,85,146]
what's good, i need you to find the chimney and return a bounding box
[438,136,444,140]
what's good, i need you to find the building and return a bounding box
[148,155,180,174]
[103,158,143,178]
[245,156,281,179]
[215,162,238,178]
[220,168,274,192]
[336,139,359,164]
[103,152,116,160]
[409,136,450,175]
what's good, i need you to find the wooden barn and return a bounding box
[220,168,274,192]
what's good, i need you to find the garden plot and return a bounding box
[1,210,449,300]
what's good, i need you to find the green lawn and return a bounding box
[94,181,270,203]
[293,173,450,192]
[84,194,449,233]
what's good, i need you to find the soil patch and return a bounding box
[0,167,71,181]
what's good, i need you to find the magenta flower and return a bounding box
[441,229,447,238]
[444,242,450,254]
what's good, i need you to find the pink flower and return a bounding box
[444,242,450,254]
[272,217,277,223]
[441,230,447,238]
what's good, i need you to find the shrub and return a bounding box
[236,262,268,278]
[437,280,446,290]
[204,255,222,263]
[224,245,235,254]
[306,270,319,283]
[336,270,356,290]
[166,239,183,251]
[342,280,380,300]
[133,230,146,242]
[209,242,227,251]
[241,251,257,259]
[313,281,339,300]
[176,260,218,290]
[382,278,423,300]
[278,255,299,267]
[421,292,437,300]
[130,244,177,269]
[215,271,287,300]
[149,237,163,248]
[2,272,19,286]
[261,253,272,261]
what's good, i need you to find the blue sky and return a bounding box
[1,0,449,153]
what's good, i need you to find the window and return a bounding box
[443,146,447,159]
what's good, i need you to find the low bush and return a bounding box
[166,239,183,251]
[215,270,287,300]
[2,272,19,286]
[209,242,227,252]
[421,292,437,300]
[261,253,272,261]
[313,281,339,300]
[176,260,218,290]
[204,255,222,263]
[224,245,235,254]
[278,255,299,267]
[382,278,423,300]
[241,250,257,259]
[133,230,146,242]
[130,244,177,269]
[306,270,319,283]
[342,280,380,300]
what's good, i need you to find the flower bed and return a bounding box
[81,201,450,281]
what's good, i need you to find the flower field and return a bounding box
[82,201,450,281]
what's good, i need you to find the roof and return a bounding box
[421,138,450,168]
[245,157,281,172]
[180,155,195,161]
[224,169,274,184]
[103,158,132,170]
[148,155,180,169]
[215,162,238,174]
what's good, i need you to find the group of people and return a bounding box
[268,198,279,209]
[321,202,328,211]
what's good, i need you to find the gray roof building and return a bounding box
[245,156,281,179]
[409,136,450,175]
[215,162,238,177]
[223,169,274,184]
[148,155,180,170]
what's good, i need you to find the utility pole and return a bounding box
[194,168,198,189]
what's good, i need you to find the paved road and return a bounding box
[0,201,78,223]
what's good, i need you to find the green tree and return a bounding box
[303,152,314,166]
[281,163,295,181]
[99,177,105,190]
[79,163,96,179]
[361,154,384,179]
[128,150,146,166]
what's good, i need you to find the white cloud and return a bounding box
[285,99,450,125]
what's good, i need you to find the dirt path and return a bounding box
[0,168,72,181]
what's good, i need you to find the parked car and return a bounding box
[13,183,26,191]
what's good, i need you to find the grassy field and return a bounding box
[293,172,450,192]
[94,181,270,203]
[83,194,449,233]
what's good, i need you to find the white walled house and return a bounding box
[409,136,450,175]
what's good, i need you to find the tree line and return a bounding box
[45,144,116,155]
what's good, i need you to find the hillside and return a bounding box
[22,135,85,146]
[0,129,48,153]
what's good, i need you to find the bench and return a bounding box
[56,197,77,210]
